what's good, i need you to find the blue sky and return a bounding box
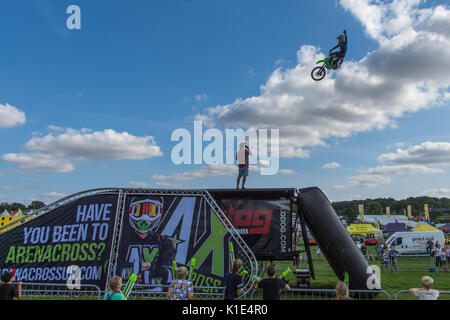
[0,0,449,205]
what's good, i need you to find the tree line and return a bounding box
[0,201,46,213]
[332,196,450,225]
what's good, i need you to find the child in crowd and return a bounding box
[0,270,22,300]
[334,282,352,300]
[439,247,447,272]
[104,276,125,300]
[167,266,194,300]
[254,264,290,300]
[224,259,244,300]
[382,248,390,272]
[409,276,439,300]
[316,247,321,261]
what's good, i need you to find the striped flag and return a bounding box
[424,203,430,221]
[407,205,412,220]
[358,204,364,221]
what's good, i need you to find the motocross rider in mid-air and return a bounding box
[329,30,347,69]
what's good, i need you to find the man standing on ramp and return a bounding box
[236,142,252,190]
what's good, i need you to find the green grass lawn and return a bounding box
[269,244,450,300]
[19,245,449,300]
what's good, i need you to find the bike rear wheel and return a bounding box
[311,66,326,81]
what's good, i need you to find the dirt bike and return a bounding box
[311,53,343,81]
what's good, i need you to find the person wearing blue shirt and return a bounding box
[329,30,348,69]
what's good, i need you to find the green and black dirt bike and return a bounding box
[311,54,343,81]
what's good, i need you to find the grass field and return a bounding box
[19,245,450,300]
[269,244,450,300]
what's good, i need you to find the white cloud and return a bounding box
[152,164,241,181]
[378,142,450,165]
[339,0,421,43]
[333,185,346,189]
[258,160,270,167]
[151,163,289,181]
[43,192,67,198]
[155,182,183,188]
[195,93,208,102]
[422,188,450,198]
[348,174,392,188]
[1,185,19,191]
[0,103,26,128]
[279,169,295,175]
[197,2,450,159]
[24,127,163,160]
[322,162,342,169]
[364,164,444,175]
[1,153,75,173]
[128,181,150,188]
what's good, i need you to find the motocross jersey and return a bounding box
[120,231,176,286]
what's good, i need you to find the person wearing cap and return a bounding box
[236,142,252,190]
[0,271,22,300]
[329,30,348,69]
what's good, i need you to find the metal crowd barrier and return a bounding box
[23,282,450,301]
[248,288,390,300]
[127,284,226,300]
[20,282,102,300]
[394,290,450,300]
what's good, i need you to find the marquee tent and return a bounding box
[383,222,408,233]
[347,224,381,234]
[411,224,441,232]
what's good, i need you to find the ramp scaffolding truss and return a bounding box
[1,187,319,295]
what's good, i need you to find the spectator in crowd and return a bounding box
[446,244,450,267]
[409,276,439,300]
[433,244,442,271]
[375,242,382,260]
[236,142,252,190]
[224,259,244,300]
[293,245,300,268]
[360,241,367,256]
[103,275,125,300]
[382,248,390,272]
[334,282,352,300]
[254,264,291,300]
[439,247,447,272]
[388,245,400,272]
[426,239,434,256]
[303,253,308,263]
[435,240,440,250]
[167,266,194,300]
[0,271,22,300]
[316,246,322,261]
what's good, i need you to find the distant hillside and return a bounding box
[332,196,450,224]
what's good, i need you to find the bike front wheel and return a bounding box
[311,66,326,81]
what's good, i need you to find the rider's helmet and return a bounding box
[337,35,345,43]
[128,197,164,234]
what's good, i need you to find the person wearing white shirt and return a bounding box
[409,276,439,300]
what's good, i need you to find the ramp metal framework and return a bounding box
[0,187,260,295]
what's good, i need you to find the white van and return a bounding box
[385,231,445,255]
